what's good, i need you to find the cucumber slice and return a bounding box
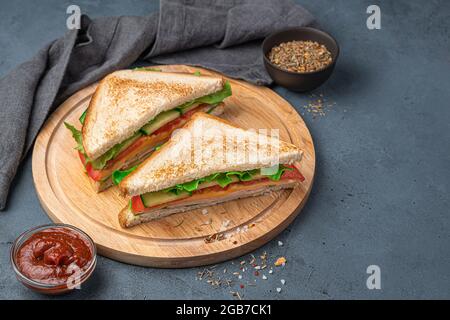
[141,109,181,135]
[140,172,268,208]
[141,190,190,208]
[180,102,202,114]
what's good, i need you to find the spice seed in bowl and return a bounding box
[268,40,333,73]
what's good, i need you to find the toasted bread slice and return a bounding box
[119,113,303,197]
[90,104,225,193]
[82,70,225,160]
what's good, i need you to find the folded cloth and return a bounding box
[0,0,315,210]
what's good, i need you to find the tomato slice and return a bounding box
[78,151,87,166]
[78,152,103,181]
[152,116,184,136]
[131,196,146,213]
[152,104,206,136]
[282,165,305,182]
[85,163,103,181]
[181,105,204,119]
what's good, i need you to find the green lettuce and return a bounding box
[266,165,293,181]
[177,81,232,113]
[206,105,218,114]
[112,166,138,185]
[64,122,137,170]
[163,166,290,195]
[111,142,165,184]
[165,173,216,195]
[64,122,85,154]
[89,137,130,170]
[79,110,87,125]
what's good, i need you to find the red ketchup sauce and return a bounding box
[16,227,93,285]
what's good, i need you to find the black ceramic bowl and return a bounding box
[262,27,339,92]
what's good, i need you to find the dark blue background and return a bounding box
[1,0,449,299]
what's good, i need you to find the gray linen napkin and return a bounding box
[0,0,315,209]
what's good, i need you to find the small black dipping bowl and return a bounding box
[262,27,339,92]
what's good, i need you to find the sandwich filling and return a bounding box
[65,81,231,183]
[124,164,305,214]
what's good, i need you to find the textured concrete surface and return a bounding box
[0,0,449,299]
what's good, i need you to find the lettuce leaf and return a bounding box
[79,110,87,125]
[215,174,233,188]
[90,142,124,170]
[64,122,85,154]
[166,174,215,195]
[164,168,261,195]
[206,104,218,114]
[178,81,232,112]
[112,166,138,185]
[225,170,258,182]
[265,165,293,181]
[64,122,137,170]
[154,145,162,151]
[204,173,221,182]
[180,179,203,192]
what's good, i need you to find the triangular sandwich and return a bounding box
[117,113,304,228]
[65,69,231,191]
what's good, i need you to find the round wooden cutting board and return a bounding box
[32,65,315,268]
